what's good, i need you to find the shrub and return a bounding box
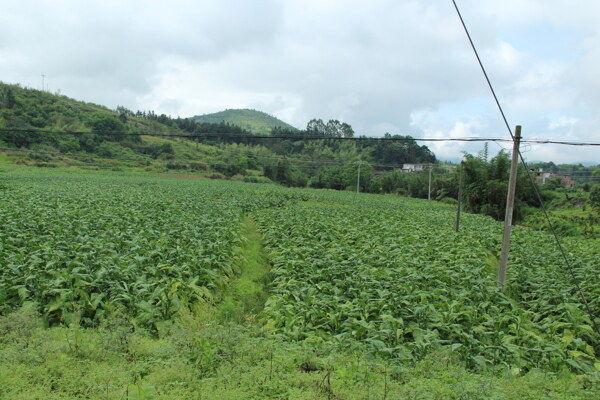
[243,176,273,184]
[590,185,600,210]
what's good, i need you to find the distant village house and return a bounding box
[532,168,574,187]
[402,163,433,173]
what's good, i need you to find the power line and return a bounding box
[213,147,349,166]
[1,128,599,146]
[215,147,413,169]
[0,145,401,170]
[4,143,591,184]
[522,139,600,146]
[451,0,598,333]
[451,0,513,139]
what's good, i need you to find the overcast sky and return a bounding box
[1,0,598,164]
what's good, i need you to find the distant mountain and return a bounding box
[192,109,297,135]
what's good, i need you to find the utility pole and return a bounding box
[428,164,433,200]
[455,162,463,233]
[355,161,362,194]
[498,126,521,290]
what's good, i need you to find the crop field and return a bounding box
[256,194,599,372]
[0,166,599,397]
[0,168,301,327]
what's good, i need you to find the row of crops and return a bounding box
[253,192,600,372]
[0,168,302,326]
[1,167,598,373]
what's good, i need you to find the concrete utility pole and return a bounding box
[355,161,363,193]
[455,162,463,233]
[498,126,521,290]
[428,164,433,200]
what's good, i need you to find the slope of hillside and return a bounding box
[0,82,180,136]
[0,82,254,160]
[193,109,297,134]
[0,82,440,197]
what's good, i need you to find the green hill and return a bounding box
[192,109,297,134]
[0,81,438,197]
[0,82,182,136]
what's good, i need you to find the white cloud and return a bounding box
[409,108,488,161]
[0,0,283,105]
[548,117,577,132]
[1,0,599,163]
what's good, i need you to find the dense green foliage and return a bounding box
[2,167,598,373]
[3,307,597,400]
[132,107,251,137]
[0,83,177,159]
[0,168,301,328]
[0,82,268,163]
[459,152,538,221]
[254,193,599,373]
[522,182,600,238]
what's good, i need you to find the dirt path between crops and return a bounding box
[216,216,271,322]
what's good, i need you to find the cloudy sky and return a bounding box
[1,0,599,163]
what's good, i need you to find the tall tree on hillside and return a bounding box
[4,87,16,109]
[323,120,355,138]
[341,122,354,138]
[306,119,327,136]
[369,134,435,165]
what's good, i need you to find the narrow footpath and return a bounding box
[217,216,271,322]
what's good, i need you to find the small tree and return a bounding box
[86,112,126,141]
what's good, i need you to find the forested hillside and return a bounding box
[0,82,435,191]
[0,82,247,160]
[3,81,598,224]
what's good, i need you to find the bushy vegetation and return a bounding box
[254,192,599,373]
[522,168,600,237]
[459,152,539,221]
[3,306,597,400]
[0,83,282,168]
[1,166,599,398]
